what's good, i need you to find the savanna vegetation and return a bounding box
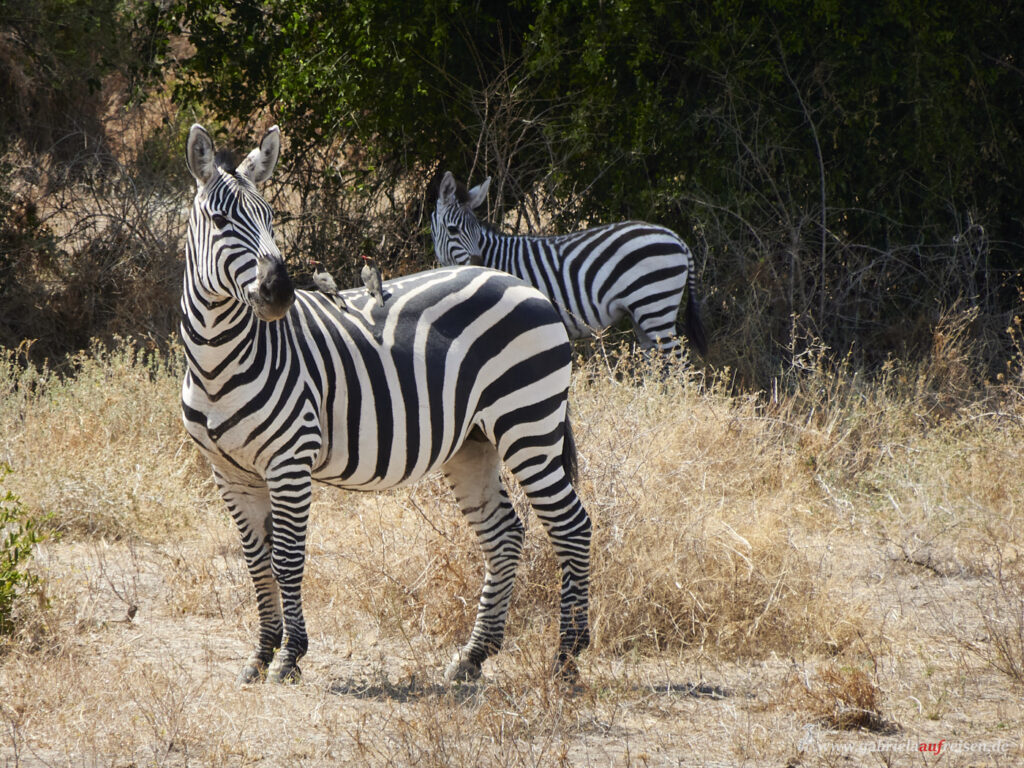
[1,1,1022,765]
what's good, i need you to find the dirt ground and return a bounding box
[2,499,1021,768]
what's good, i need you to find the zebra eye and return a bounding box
[447,224,460,234]
[211,213,229,229]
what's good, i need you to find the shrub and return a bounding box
[165,0,1024,386]
[793,662,891,732]
[0,464,45,635]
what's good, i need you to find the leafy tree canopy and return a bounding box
[167,0,1022,242]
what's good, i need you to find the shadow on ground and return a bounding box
[325,675,729,703]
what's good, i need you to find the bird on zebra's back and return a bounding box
[360,253,385,307]
[179,124,592,687]
[309,263,347,311]
[430,170,709,362]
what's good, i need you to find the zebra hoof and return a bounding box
[266,660,302,684]
[444,652,482,684]
[238,661,268,685]
[552,653,580,684]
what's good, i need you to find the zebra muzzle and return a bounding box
[252,257,295,321]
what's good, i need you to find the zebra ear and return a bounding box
[466,177,490,210]
[438,170,458,206]
[238,125,281,184]
[186,124,217,188]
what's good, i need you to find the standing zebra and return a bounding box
[431,171,708,359]
[181,125,591,684]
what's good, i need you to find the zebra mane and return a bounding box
[215,148,239,172]
[451,178,471,204]
[426,170,471,205]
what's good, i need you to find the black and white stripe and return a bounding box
[431,171,708,358]
[181,125,591,684]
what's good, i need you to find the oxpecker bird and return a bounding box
[310,265,346,311]
[361,254,384,307]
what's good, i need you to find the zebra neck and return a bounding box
[478,228,555,273]
[180,271,265,384]
[478,228,515,269]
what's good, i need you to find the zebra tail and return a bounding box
[684,267,709,357]
[562,411,580,486]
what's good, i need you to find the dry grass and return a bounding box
[0,339,218,539]
[966,547,1024,686]
[1,329,1023,766]
[790,661,890,732]
[557,352,856,660]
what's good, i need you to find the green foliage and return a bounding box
[0,0,166,153]
[526,0,1023,240]
[166,2,1023,357]
[0,464,45,635]
[165,1,1023,234]
[170,0,535,163]
[8,0,1024,381]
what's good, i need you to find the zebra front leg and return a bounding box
[442,436,525,683]
[214,472,283,684]
[263,462,313,684]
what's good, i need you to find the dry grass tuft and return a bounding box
[569,350,862,658]
[0,339,218,540]
[969,546,1024,687]
[792,661,891,733]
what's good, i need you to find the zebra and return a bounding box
[430,171,709,360]
[181,125,591,685]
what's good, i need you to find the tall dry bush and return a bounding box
[0,339,216,540]
[799,308,1024,568]
[568,352,862,658]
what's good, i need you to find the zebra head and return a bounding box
[185,124,294,322]
[430,170,490,267]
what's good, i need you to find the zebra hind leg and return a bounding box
[214,474,284,684]
[628,304,689,379]
[513,453,592,682]
[441,433,525,683]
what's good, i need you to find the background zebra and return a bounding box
[431,171,709,360]
[181,125,591,684]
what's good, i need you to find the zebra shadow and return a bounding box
[325,675,729,703]
[642,681,729,699]
[326,674,479,703]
